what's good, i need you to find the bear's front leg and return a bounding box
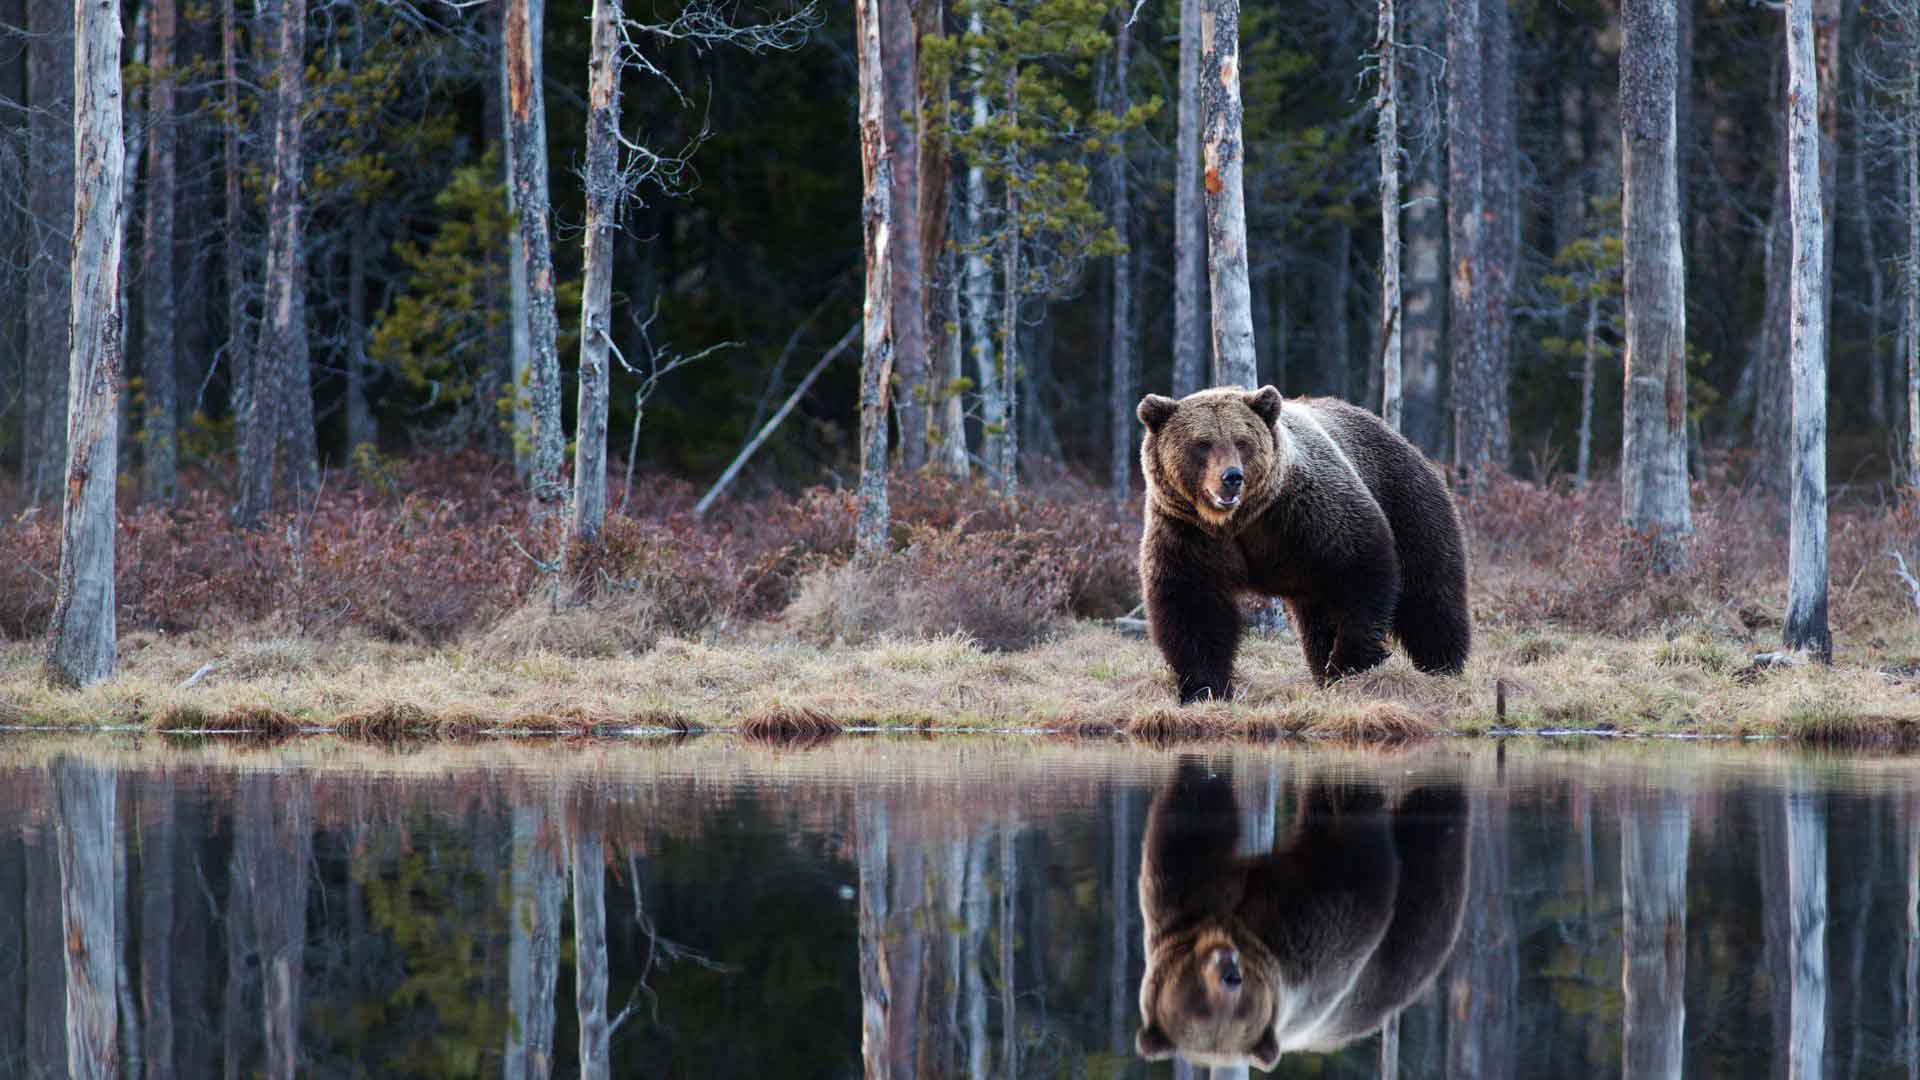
[1142,528,1245,704]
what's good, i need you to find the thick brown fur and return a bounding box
[1137,387,1471,703]
[1135,760,1470,1071]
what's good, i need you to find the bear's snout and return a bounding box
[1220,467,1244,496]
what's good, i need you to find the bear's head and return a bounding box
[1138,386,1285,529]
[1136,924,1282,1071]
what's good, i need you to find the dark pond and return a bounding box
[0,736,1915,1078]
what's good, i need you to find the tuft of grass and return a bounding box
[740,704,844,744]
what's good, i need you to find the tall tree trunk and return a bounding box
[572,0,620,546]
[940,221,970,478]
[1201,0,1257,389]
[27,0,73,507]
[998,827,1018,1080]
[1173,0,1206,396]
[1786,791,1829,1080]
[281,257,318,502]
[243,776,308,1080]
[1907,43,1919,487]
[855,0,893,559]
[999,72,1021,499]
[1446,0,1490,476]
[46,0,126,689]
[963,831,989,1080]
[1577,292,1598,488]
[1478,0,1515,465]
[1108,15,1134,504]
[1754,145,1793,497]
[856,796,905,1080]
[1784,0,1833,661]
[1377,0,1403,430]
[221,0,249,459]
[140,778,176,1080]
[1316,222,1351,395]
[1854,61,1889,432]
[1620,0,1693,568]
[571,824,609,1080]
[344,207,375,452]
[1446,791,1516,1080]
[1621,789,1688,1080]
[963,17,1002,484]
[499,0,532,481]
[142,0,178,505]
[55,758,118,1080]
[883,0,927,471]
[505,0,564,518]
[504,802,561,1080]
[1401,0,1445,455]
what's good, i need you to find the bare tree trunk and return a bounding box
[1401,0,1445,455]
[1785,0,1833,661]
[498,1,533,482]
[55,758,117,1080]
[964,831,989,1080]
[221,0,249,459]
[1108,15,1134,504]
[1907,44,1919,487]
[963,14,1002,483]
[1316,222,1351,395]
[1621,789,1688,1080]
[142,0,178,505]
[1201,0,1257,390]
[857,796,898,1079]
[281,260,318,503]
[1577,293,1598,488]
[572,0,620,546]
[883,0,928,472]
[344,207,374,452]
[999,76,1021,499]
[505,0,564,518]
[571,824,609,1080]
[940,228,970,478]
[242,777,308,1080]
[1855,61,1889,431]
[1786,791,1829,1080]
[1478,0,1515,464]
[27,0,73,507]
[1377,0,1403,429]
[1620,0,1692,568]
[140,778,176,1080]
[1446,0,1490,476]
[856,0,893,559]
[46,0,126,689]
[998,827,1018,1080]
[504,802,560,1080]
[1174,0,1206,396]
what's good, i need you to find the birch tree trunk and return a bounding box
[1401,0,1445,454]
[883,0,928,472]
[221,0,249,459]
[1108,15,1134,504]
[141,0,177,505]
[963,17,1002,483]
[856,796,900,1079]
[55,757,118,1080]
[572,0,620,546]
[27,0,73,507]
[504,802,561,1080]
[1200,0,1257,390]
[1174,0,1206,396]
[1621,789,1688,1080]
[505,0,564,518]
[46,0,126,689]
[1446,0,1489,475]
[1620,0,1692,568]
[855,0,893,560]
[963,832,989,1080]
[1478,0,1515,465]
[1784,0,1833,661]
[571,824,609,1080]
[1376,0,1403,430]
[940,228,970,478]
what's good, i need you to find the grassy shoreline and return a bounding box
[2,620,1916,744]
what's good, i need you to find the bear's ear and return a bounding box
[1247,385,1284,427]
[1135,1023,1176,1061]
[1138,394,1179,433]
[1250,1028,1282,1072]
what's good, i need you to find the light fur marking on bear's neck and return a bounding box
[1282,402,1366,496]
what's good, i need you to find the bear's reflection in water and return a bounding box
[1134,760,1470,1072]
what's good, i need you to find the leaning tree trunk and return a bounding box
[1376,0,1403,430]
[1446,0,1489,476]
[572,0,620,547]
[505,0,564,518]
[46,0,126,689]
[1621,789,1688,1080]
[142,0,178,506]
[1478,0,1515,466]
[1620,0,1692,568]
[883,0,928,472]
[855,0,893,560]
[1784,0,1832,662]
[1201,0,1258,389]
[55,757,118,1080]
[27,0,73,507]
[1172,0,1206,396]
[1108,15,1134,504]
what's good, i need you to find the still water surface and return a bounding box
[0,736,1916,1078]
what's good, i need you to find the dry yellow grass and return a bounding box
[0,619,1915,742]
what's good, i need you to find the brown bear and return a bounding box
[1136,387,1470,702]
[1134,760,1470,1071]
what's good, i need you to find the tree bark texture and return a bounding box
[572,0,620,546]
[1785,791,1828,1080]
[220,0,249,460]
[1621,790,1688,1080]
[46,0,126,690]
[1401,0,1445,455]
[963,16,1002,484]
[1908,44,1919,486]
[1200,0,1257,390]
[940,226,969,478]
[55,757,118,1080]
[856,0,893,559]
[883,0,928,471]
[1108,15,1134,503]
[28,0,73,506]
[1577,293,1598,488]
[1173,0,1206,396]
[504,802,561,1080]
[141,0,178,506]
[1477,0,1515,465]
[505,0,565,517]
[1377,0,1403,430]
[1619,0,1693,565]
[242,775,309,1080]
[503,7,534,484]
[571,827,609,1080]
[998,66,1021,498]
[1446,0,1491,475]
[1784,0,1832,661]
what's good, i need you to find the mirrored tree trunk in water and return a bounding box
[505,800,562,1080]
[139,777,176,1080]
[571,811,610,1080]
[54,758,117,1080]
[241,775,309,1080]
[1447,788,1516,1080]
[1622,789,1688,1079]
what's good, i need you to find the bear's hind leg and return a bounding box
[1394,586,1470,676]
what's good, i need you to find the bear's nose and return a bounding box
[1220,467,1244,490]
[1219,959,1243,989]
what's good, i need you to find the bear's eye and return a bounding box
[1235,440,1252,458]
[1189,441,1212,460]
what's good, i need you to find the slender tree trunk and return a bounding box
[1106,787,1130,1053]
[505,0,564,517]
[504,802,561,1080]
[1201,0,1257,390]
[999,71,1021,499]
[571,825,609,1080]
[1855,62,1889,431]
[27,0,73,507]
[1577,292,1598,488]
[1108,15,1134,504]
[963,19,1001,483]
[1478,0,1515,464]
[964,831,989,1080]
[221,0,248,459]
[1401,0,1445,455]
[940,225,970,478]
[883,0,927,471]
[572,0,620,546]
[1173,0,1206,396]
[1377,0,1403,430]
[220,840,250,1080]
[55,758,117,1080]
[1785,0,1833,661]
[281,256,318,503]
[1620,0,1693,567]
[500,0,532,481]
[46,0,126,689]
[142,0,177,505]
[1446,0,1490,476]
[344,207,374,452]
[1621,790,1688,1080]
[1754,146,1793,497]
[140,778,176,1080]
[1316,222,1351,395]
[1907,44,1919,487]
[856,0,893,559]
[998,827,1018,1080]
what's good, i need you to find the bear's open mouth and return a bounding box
[1209,491,1241,510]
